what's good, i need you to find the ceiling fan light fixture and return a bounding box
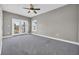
[23,4,40,14]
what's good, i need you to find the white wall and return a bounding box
[3,11,31,36]
[77,5,79,42]
[0,5,2,54]
[32,5,78,42]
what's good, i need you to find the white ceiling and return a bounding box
[1,4,66,17]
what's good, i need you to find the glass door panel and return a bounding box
[21,21,26,33]
[12,18,28,35]
[14,20,20,34]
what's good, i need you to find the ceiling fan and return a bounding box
[23,4,40,14]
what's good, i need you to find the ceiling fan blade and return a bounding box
[23,8,29,9]
[28,11,30,13]
[33,8,40,10]
[34,10,37,14]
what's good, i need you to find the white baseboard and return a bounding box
[3,33,29,39]
[32,33,79,46]
[3,35,13,38]
[3,33,79,46]
[0,39,2,55]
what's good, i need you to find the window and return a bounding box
[12,18,28,35]
[21,21,26,33]
[14,20,20,34]
[32,20,38,31]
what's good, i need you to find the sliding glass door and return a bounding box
[12,18,28,35]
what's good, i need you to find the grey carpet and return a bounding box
[1,34,79,55]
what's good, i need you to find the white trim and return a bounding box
[3,33,29,39]
[0,39,2,55]
[32,33,79,46]
[3,35,13,38]
[0,40,2,55]
[3,33,79,46]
